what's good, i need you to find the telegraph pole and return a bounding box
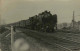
[11,26,14,51]
[72,11,75,28]
[0,15,1,26]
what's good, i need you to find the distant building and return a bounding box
[57,23,71,29]
[70,21,80,31]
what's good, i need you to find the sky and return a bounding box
[1,0,80,24]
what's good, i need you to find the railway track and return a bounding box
[0,30,10,38]
[1,27,80,51]
[19,28,80,51]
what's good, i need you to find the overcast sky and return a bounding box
[1,0,80,24]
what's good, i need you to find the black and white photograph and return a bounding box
[0,0,80,51]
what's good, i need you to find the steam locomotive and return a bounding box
[8,10,57,32]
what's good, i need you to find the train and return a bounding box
[1,11,57,51]
[7,10,57,32]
